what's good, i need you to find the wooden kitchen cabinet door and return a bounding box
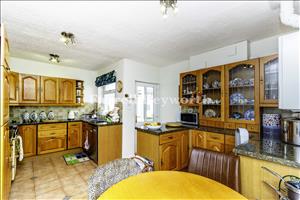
[159,140,180,171]
[8,71,19,104]
[19,125,36,157]
[68,122,82,149]
[1,66,9,126]
[41,76,59,104]
[180,131,189,168]
[191,130,207,149]
[19,74,40,104]
[1,123,11,200]
[59,78,75,104]
[38,136,66,155]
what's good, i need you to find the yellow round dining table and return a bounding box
[99,171,247,200]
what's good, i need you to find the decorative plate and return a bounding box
[48,111,55,120]
[244,109,255,120]
[229,78,242,87]
[166,122,182,127]
[22,111,30,122]
[231,112,243,119]
[204,109,216,118]
[116,80,123,93]
[203,82,210,89]
[30,111,38,122]
[230,93,245,104]
[39,111,47,121]
[212,80,220,88]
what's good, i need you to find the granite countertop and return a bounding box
[10,119,122,127]
[234,139,300,169]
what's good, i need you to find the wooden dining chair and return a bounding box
[187,148,240,192]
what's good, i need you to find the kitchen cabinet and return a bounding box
[137,130,188,171]
[225,59,260,131]
[1,24,10,71]
[41,76,59,104]
[59,78,76,104]
[1,123,11,200]
[19,73,40,104]
[179,71,199,106]
[199,65,225,128]
[37,123,67,154]
[98,125,122,165]
[1,66,9,126]
[19,125,37,157]
[8,71,19,105]
[206,132,224,152]
[279,31,300,110]
[191,130,207,149]
[240,156,300,200]
[260,54,279,107]
[224,135,235,154]
[68,122,82,149]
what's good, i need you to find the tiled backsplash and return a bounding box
[9,103,96,123]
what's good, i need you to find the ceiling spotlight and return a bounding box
[160,0,178,18]
[60,32,75,46]
[49,54,60,63]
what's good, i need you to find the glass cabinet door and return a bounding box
[260,55,278,106]
[226,59,259,122]
[180,73,198,105]
[200,66,224,121]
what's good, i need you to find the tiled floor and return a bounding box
[9,153,97,200]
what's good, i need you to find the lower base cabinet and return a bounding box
[68,122,82,149]
[137,130,189,171]
[19,125,36,157]
[1,123,11,200]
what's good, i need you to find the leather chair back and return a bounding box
[188,148,240,192]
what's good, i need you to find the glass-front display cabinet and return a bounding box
[180,71,199,106]
[225,59,259,125]
[199,66,224,127]
[259,54,279,107]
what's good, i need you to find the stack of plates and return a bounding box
[166,122,182,127]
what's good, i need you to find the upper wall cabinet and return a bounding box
[279,32,300,110]
[199,65,225,128]
[225,59,260,126]
[259,54,278,107]
[41,76,59,104]
[8,72,19,105]
[19,74,40,104]
[179,71,199,106]
[59,79,76,104]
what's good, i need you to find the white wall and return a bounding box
[10,57,98,103]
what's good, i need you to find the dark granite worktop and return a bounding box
[234,139,300,169]
[10,119,122,127]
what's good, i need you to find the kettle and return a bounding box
[68,111,75,120]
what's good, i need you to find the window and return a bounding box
[98,83,116,114]
[136,81,159,123]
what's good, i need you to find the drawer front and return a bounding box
[199,120,207,126]
[225,135,235,145]
[207,132,224,143]
[38,136,66,154]
[215,121,224,128]
[236,123,247,129]
[247,124,260,132]
[207,141,224,152]
[224,122,235,129]
[68,122,82,129]
[39,129,66,138]
[206,121,215,127]
[160,133,180,144]
[38,123,67,131]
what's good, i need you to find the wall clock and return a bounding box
[117,80,123,93]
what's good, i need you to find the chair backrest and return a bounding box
[188,148,240,192]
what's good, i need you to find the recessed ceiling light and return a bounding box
[49,54,60,63]
[160,0,178,18]
[60,32,75,46]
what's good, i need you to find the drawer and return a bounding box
[68,122,82,128]
[215,121,224,128]
[39,129,66,138]
[225,135,235,145]
[207,132,224,143]
[38,123,67,131]
[206,121,215,127]
[235,123,247,129]
[38,136,66,155]
[199,120,207,126]
[160,133,180,144]
[224,122,235,129]
[207,141,224,152]
[247,124,260,132]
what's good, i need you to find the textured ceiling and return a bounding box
[1,1,295,70]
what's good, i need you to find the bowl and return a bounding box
[146,125,162,130]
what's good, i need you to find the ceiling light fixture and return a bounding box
[49,54,60,63]
[60,32,75,46]
[160,0,178,18]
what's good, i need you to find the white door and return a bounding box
[136,81,159,123]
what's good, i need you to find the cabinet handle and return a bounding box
[161,160,163,166]
[50,133,55,135]
[168,136,173,140]
[213,146,220,151]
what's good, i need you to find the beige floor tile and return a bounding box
[11,179,35,192]
[9,191,36,200]
[79,171,93,182]
[56,167,78,178]
[34,172,59,186]
[70,192,88,200]
[14,168,34,183]
[17,160,33,170]
[36,188,66,200]
[63,182,87,196]
[33,166,55,177]
[35,179,62,196]
[60,175,85,187]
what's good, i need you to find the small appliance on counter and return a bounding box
[235,128,249,146]
[282,117,300,146]
[180,112,198,127]
[68,111,75,120]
